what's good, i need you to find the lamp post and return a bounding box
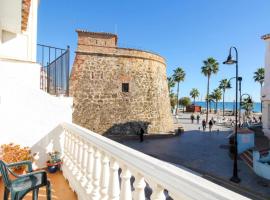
[223,46,241,183]
[238,77,243,126]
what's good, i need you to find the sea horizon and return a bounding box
[193,101,262,113]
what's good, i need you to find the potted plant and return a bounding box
[46,150,62,173]
[1,143,33,174]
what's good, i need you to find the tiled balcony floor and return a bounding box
[0,170,77,200]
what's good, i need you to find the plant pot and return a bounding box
[47,164,59,173]
[46,161,62,173]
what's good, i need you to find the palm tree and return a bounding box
[167,76,175,94]
[201,57,219,122]
[253,67,265,113]
[190,88,200,105]
[219,79,231,117]
[173,67,185,109]
[211,88,222,114]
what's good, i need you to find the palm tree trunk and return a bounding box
[260,83,263,113]
[215,100,218,114]
[206,75,210,122]
[177,82,179,110]
[194,97,195,105]
[222,90,225,117]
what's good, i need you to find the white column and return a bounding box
[108,159,120,200]
[91,148,101,200]
[100,153,110,200]
[86,144,94,194]
[150,184,166,200]
[80,139,88,185]
[120,167,132,200]
[133,173,146,200]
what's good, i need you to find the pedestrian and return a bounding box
[139,127,144,142]
[209,120,213,132]
[202,119,206,131]
[191,114,195,123]
[196,114,200,124]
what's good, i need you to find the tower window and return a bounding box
[122,83,129,92]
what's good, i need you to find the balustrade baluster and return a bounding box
[100,153,110,200]
[150,184,166,200]
[86,144,94,193]
[80,139,88,185]
[120,167,132,200]
[133,173,146,200]
[91,148,101,200]
[108,159,120,200]
[68,134,75,170]
[72,135,79,174]
[76,138,83,179]
[63,129,68,162]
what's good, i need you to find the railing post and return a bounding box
[133,173,146,200]
[150,184,166,200]
[108,159,120,200]
[66,45,70,96]
[86,144,94,193]
[100,153,110,200]
[120,167,132,200]
[91,148,101,200]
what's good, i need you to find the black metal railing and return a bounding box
[37,44,70,96]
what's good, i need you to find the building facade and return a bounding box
[261,34,270,139]
[71,30,174,135]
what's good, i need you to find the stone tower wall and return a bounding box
[70,30,174,135]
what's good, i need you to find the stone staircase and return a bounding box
[240,149,253,169]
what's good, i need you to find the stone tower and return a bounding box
[70,30,174,135]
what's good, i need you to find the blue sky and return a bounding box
[37,0,270,102]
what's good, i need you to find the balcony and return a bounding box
[1,122,250,200]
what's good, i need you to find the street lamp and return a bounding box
[228,76,242,118]
[223,46,241,183]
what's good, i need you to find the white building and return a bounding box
[261,34,270,139]
[0,0,251,199]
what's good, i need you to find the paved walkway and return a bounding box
[121,113,270,199]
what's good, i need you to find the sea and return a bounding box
[195,101,262,113]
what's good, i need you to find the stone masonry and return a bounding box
[70,30,174,135]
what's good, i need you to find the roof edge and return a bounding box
[76,29,118,38]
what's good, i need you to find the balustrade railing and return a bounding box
[61,122,250,200]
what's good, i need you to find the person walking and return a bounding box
[140,127,144,142]
[209,120,213,132]
[202,119,206,131]
[196,114,200,124]
[191,114,195,123]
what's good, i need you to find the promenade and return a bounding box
[121,113,270,200]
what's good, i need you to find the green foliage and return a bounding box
[167,76,175,94]
[179,97,191,107]
[253,67,265,86]
[172,67,186,83]
[190,88,200,104]
[211,88,222,102]
[201,57,219,77]
[241,97,253,116]
[219,79,231,91]
[201,57,219,120]
[169,93,178,108]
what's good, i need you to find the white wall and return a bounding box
[0,59,73,168]
[0,59,40,89]
[261,38,270,138]
[0,0,38,61]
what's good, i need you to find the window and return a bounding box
[122,83,129,92]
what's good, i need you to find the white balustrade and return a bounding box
[61,122,251,200]
[108,159,120,200]
[100,153,110,200]
[91,148,101,200]
[120,167,132,200]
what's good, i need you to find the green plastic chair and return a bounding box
[0,160,51,200]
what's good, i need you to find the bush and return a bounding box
[1,143,33,170]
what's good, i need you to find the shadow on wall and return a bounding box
[104,121,150,136]
[31,125,64,169]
